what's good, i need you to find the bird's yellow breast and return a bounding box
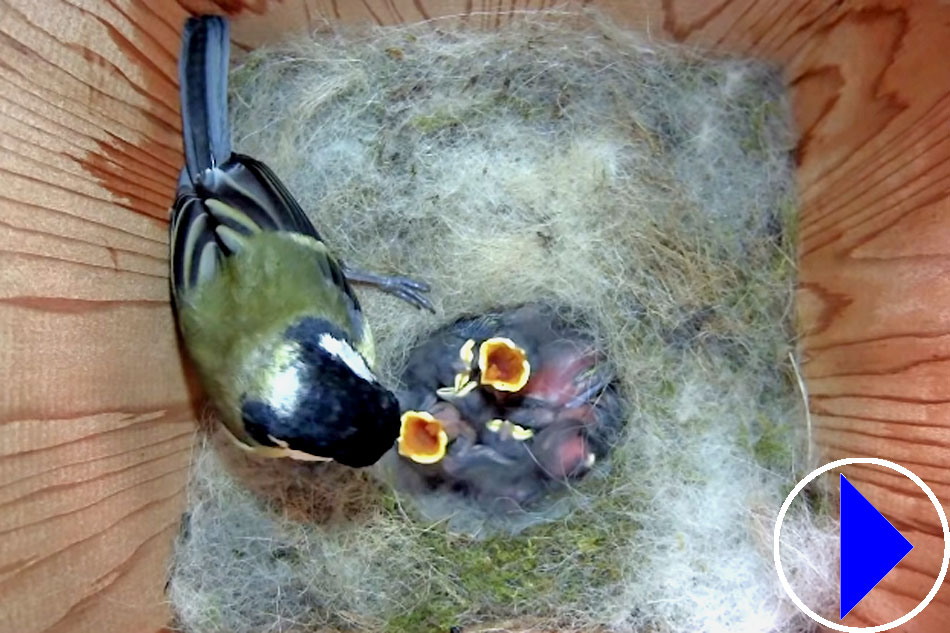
[177,231,371,433]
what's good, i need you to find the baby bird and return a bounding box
[506,339,623,462]
[396,402,477,464]
[170,16,431,467]
[504,341,613,428]
[394,304,624,509]
[531,419,597,479]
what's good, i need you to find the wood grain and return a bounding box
[0,0,196,631]
[1,0,948,632]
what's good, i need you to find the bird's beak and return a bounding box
[435,339,481,399]
[459,338,476,365]
[436,373,478,400]
[478,337,531,392]
[397,411,449,464]
[485,418,534,440]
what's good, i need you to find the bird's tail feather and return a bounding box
[179,15,232,182]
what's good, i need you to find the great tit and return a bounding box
[396,402,477,464]
[504,336,623,461]
[394,304,623,509]
[502,340,614,428]
[403,304,612,411]
[531,419,597,479]
[399,307,539,408]
[170,15,432,467]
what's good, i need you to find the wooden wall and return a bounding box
[0,1,947,631]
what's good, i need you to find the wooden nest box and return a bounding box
[1,1,948,632]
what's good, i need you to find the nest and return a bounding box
[385,303,625,521]
[168,9,837,633]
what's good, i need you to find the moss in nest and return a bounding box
[410,110,466,133]
[739,413,796,473]
[169,9,838,633]
[384,482,637,633]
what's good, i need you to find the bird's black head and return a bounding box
[240,317,400,468]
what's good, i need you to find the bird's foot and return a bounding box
[341,264,434,312]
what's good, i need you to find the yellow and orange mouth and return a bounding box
[478,337,530,392]
[397,411,449,464]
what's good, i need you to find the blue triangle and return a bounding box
[840,474,913,619]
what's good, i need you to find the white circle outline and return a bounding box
[773,457,950,632]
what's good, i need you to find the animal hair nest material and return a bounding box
[168,9,837,633]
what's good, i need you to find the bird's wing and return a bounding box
[170,158,368,345]
[170,181,224,304]
[171,15,366,348]
[229,154,324,240]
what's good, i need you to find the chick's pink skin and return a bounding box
[549,433,590,478]
[532,421,593,479]
[429,401,477,443]
[521,344,599,407]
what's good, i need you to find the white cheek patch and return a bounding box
[319,334,377,383]
[268,364,304,417]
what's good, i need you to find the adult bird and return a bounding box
[170,15,432,467]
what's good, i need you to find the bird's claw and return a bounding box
[379,276,435,313]
[385,275,430,292]
[341,265,435,312]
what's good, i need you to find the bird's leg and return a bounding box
[340,263,434,312]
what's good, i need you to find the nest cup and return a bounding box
[387,303,626,518]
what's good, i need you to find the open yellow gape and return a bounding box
[398,411,449,464]
[1,2,948,632]
[478,337,531,392]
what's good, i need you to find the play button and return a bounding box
[773,457,950,632]
[839,474,913,619]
